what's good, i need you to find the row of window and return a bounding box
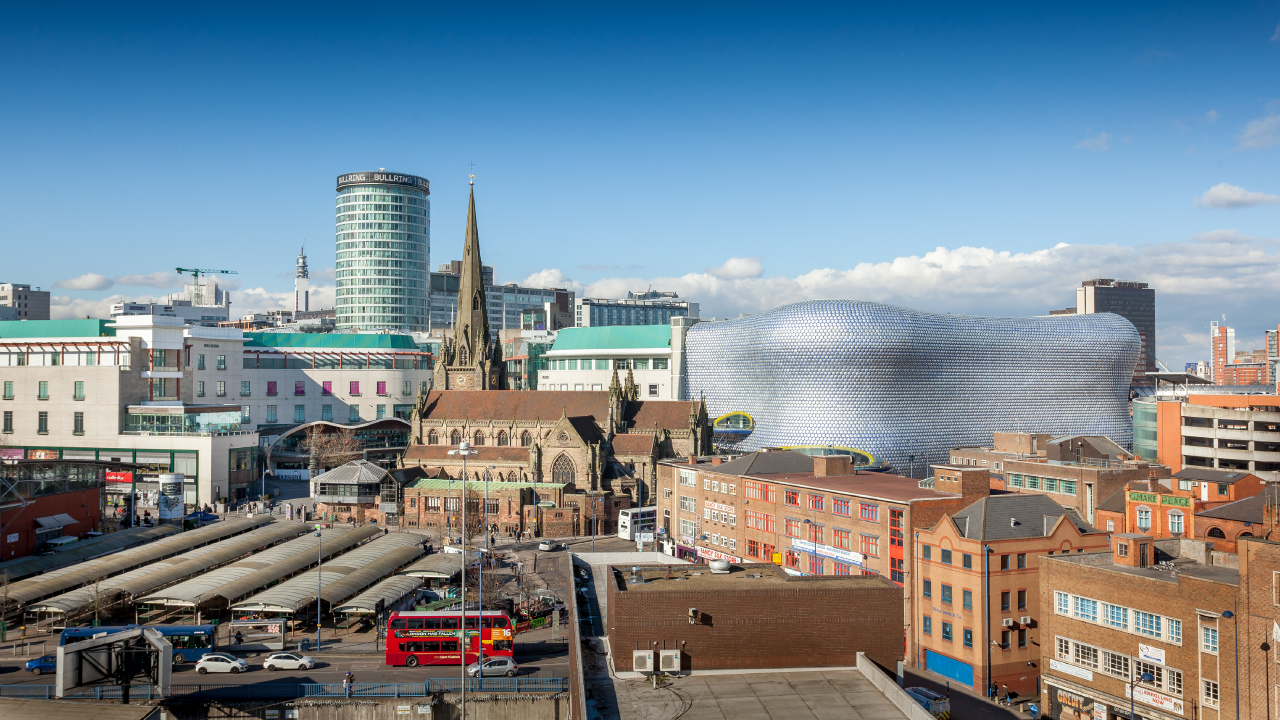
[1,350,122,367]
[248,404,392,424]
[923,615,1030,649]
[703,507,737,525]
[1007,473,1078,496]
[1133,505,1185,534]
[744,480,882,521]
[3,380,86,401]
[703,478,737,495]
[922,545,1029,570]
[3,410,84,435]
[1054,591,1182,644]
[547,358,670,371]
[196,380,410,398]
[426,429,533,447]
[1054,636,1187,698]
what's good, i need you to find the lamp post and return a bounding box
[1130,670,1155,720]
[803,519,820,574]
[448,440,476,718]
[314,524,323,652]
[1224,606,1240,720]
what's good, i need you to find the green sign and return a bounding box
[1130,492,1158,503]
[1161,495,1191,507]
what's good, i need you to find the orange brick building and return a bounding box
[1151,395,1280,480]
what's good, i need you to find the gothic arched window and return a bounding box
[458,344,469,366]
[507,470,518,481]
[450,429,462,445]
[497,430,509,446]
[473,291,482,311]
[520,431,531,447]
[473,430,486,446]
[427,430,439,445]
[552,454,575,484]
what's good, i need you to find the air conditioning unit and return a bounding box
[1001,618,1016,627]
[633,650,656,673]
[659,649,683,673]
[1020,616,1033,626]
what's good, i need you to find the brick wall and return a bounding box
[607,565,904,670]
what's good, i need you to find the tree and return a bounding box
[0,571,11,640]
[304,429,361,473]
[87,574,111,627]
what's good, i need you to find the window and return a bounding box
[37,411,48,434]
[747,539,760,558]
[808,494,824,511]
[1000,554,1009,570]
[785,518,800,537]
[941,548,952,565]
[322,404,333,421]
[860,534,879,557]
[266,405,277,423]
[1000,629,1011,648]
[2,381,11,400]
[941,622,953,642]
[679,470,696,487]
[834,528,851,549]
[808,555,824,575]
[1118,543,1128,557]
[197,354,205,370]
[962,589,973,610]
[785,551,800,569]
[679,518,697,537]
[402,380,411,396]
[377,381,388,396]
[295,381,306,396]
[349,405,360,422]
[216,355,226,370]
[1001,591,1011,611]
[1136,661,1163,690]
[808,523,823,543]
[1202,626,1218,653]
[1056,637,1071,661]
[962,553,972,569]
[1018,590,1027,610]
[1103,651,1130,679]
[350,381,360,396]
[1135,611,1162,637]
[216,381,226,397]
[922,616,932,634]
[1107,519,1115,531]
[963,628,973,648]
[941,584,953,605]
[294,405,305,423]
[922,544,932,560]
[1217,482,1229,496]
[377,404,386,419]
[239,381,250,397]
[37,381,48,400]
[860,503,878,521]
[73,412,84,435]
[1074,642,1099,669]
[679,496,695,512]
[267,381,277,396]
[785,490,799,506]
[923,580,932,598]
[1167,618,1182,644]
[241,406,250,423]
[1203,680,1219,707]
[73,381,84,400]
[1017,553,1026,569]
[834,562,851,576]
[1169,511,1184,534]
[2,411,11,433]
[647,384,658,397]
[833,498,850,516]
[1104,604,1128,630]
[1137,507,1152,530]
[1018,629,1027,648]
[1073,596,1098,622]
[891,557,905,583]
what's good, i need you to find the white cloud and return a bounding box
[707,257,763,279]
[1075,132,1111,151]
[312,267,337,282]
[1203,110,1219,124]
[231,284,336,318]
[49,295,123,320]
[1239,106,1280,150]
[520,269,583,293]
[116,271,184,288]
[54,273,114,291]
[1272,22,1280,42]
[1195,183,1280,209]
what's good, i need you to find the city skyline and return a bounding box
[3,4,1279,367]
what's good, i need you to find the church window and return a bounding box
[552,454,576,484]
[497,430,509,446]
[473,430,486,446]
[458,344,469,366]
[520,431,531,447]
[507,471,517,481]
[450,429,462,445]
[558,431,569,442]
[427,430,439,445]
[473,291,481,311]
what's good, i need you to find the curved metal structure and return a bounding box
[683,299,1140,475]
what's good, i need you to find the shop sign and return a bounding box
[5,534,18,544]
[1130,492,1158,503]
[1138,643,1165,664]
[27,449,59,460]
[1160,495,1190,507]
[1051,686,1094,714]
[0,448,23,460]
[1125,684,1184,716]
[791,538,864,566]
[1093,704,1107,720]
[1049,658,1094,681]
[107,471,133,484]
[695,546,740,563]
[704,500,734,513]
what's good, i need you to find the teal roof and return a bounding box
[244,332,418,350]
[0,319,116,339]
[407,479,567,491]
[549,325,670,352]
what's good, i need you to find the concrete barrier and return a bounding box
[855,652,937,720]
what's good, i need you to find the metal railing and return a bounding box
[0,679,569,700]
[0,640,47,657]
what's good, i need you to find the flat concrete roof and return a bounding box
[613,562,901,592]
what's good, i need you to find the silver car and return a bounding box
[263,652,315,671]
[466,657,518,677]
[195,653,249,674]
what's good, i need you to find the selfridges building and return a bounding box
[685,300,1140,475]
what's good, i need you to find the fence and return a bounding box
[0,640,47,657]
[0,678,569,700]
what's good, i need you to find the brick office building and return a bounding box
[1194,486,1280,553]
[914,494,1111,696]
[606,562,904,670]
[1040,537,1240,720]
[1236,534,1280,720]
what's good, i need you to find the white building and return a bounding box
[574,291,697,327]
[537,318,698,399]
[0,283,51,320]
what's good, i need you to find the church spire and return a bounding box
[456,177,490,368]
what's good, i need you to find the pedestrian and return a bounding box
[989,681,998,700]
[344,670,354,697]
[1002,684,1010,705]
[234,631,244,645]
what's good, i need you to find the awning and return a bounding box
[35,514,79,530]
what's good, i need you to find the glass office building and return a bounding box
[684,300,1141,474]
[335,171,431,332]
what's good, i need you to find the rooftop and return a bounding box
[243,331,419,350]
[316,459,389,485]
[405,478,568,492]
[1046,544,1240,587]
[546,325,671,352]
[1196,486,1280,523]
[0,319,116,339]
[612,562,900,592]
[1173,467,1258,484]
[947,494,1098,541]
[668,451,956,502]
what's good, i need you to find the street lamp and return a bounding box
[803,519,820,574]
[1224,607,1240,720]
[1130,670,1155,720]
[448,440,476,716]
[314,524,323,652]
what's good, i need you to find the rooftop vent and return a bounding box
[709,559,731,574]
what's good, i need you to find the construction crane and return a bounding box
[175,267,237,306]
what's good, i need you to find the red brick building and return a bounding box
[0,459,111,559]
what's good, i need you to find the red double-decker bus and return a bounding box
[385,610,514,667]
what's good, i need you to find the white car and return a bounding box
[263,652,315,671]
[538,541,560,551]
[195,653,249,674]
[466,657,519,677]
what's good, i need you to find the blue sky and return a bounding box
[2,3,1279,367]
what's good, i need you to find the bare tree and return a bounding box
[461,487,489,548]
[0,571,11,640]
[304,429,362,473]
[87,574,111,627]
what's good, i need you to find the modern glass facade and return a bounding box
[1132,398,1159,461]
[335,172,431,332]
[683,300,1141,473]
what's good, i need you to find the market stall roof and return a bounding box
[141,525,381,607]
[34,514,80,530]
[27,522,310,615]
[334,575,423,615]
[231,533,424,614]
[6,516,273,607]
[0,526,176,583]
[398,554,464,579]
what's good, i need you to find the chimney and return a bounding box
[711,456,723,466]
[687,455,698,465]
[931,466,991,499]
[814,455,853,477]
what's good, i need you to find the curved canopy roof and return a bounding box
[398,554,464,579]
[0,525,176,583]
[334,575,423,615]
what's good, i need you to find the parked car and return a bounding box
[25,655,56,675]
[263,652,315,671]
[538,541,560,551]
[195,653,249,674]
[466,657,518,677]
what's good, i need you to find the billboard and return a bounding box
[157,474,184,522]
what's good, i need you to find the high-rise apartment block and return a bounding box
[0,283,51,320]
[1210,321,1275,386]
[334,171,431,332]
[1074,279,1156,382]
